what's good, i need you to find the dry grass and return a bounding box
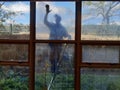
[81,34,120,40]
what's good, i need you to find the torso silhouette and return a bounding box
[44,14,71,40]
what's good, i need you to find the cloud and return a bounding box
[36,2,67,16]
[36,2,67,27]
[2,2,30,13]
[36,2,75,24]
[1,2,30,24]
[82,14,93,21]
[110,21,120,25]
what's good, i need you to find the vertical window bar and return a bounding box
[75,1,81,90]
[30,1,35,90]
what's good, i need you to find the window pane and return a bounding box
[0,44,28,61]
[82,1,120,40]
[82,45,120,63]
[0,1,30,40]
[36,2,75,40]
[0,66,29,90]
[81,68,120,90]
[35,43,75,90]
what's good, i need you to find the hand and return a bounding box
[45,4,51,14]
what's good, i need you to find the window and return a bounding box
[81,1,120,90]
[0,1,30,90]
[0,0,120,90]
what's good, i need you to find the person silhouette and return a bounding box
[44,4,71,73]
[44,5,71,40]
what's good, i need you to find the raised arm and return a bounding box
[44,13,49,25]
[44,4,51,27]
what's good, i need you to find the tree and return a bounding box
[0,2,6,31]
[83,1,120,25]
[0,2,19,23]
[0,2,24,34]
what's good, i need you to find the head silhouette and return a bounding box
[54,14,61,24]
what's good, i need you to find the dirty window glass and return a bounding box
[36,2,75,40]
[82,45,120,63]
[81,68,120,90]
[0,1,30,40]
[82,1,120,40]
[0,44,28,62]
[35,43,75,90]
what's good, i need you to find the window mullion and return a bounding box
[29,1,36,90]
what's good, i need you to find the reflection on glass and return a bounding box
[36,2,75,40]
[82,46,120,63]
[82,1,120,40]
[81,68,120,90]
[35,43,74,90]
[0,66,29,90]
[0,44,28,61]
[0,1,30,39]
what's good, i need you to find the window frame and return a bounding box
[80,1,120,90]
[0,0,120,90]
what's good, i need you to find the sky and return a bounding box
[1,1,75,39]
[1,1,30,24]
[2,1,120,25]
[1,1,75,26]
[36,1,75,27]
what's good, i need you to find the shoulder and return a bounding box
[46,22,55,27]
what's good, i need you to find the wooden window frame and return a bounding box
[1,0,120,90]
[80,1,120,90]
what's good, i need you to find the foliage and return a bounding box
[0,44,28,61]
[35,73,74,90]
[81,74,120,90]
[0,68,29,90]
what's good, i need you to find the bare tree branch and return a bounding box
[111,1,120,9]
[0,2,5,8]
